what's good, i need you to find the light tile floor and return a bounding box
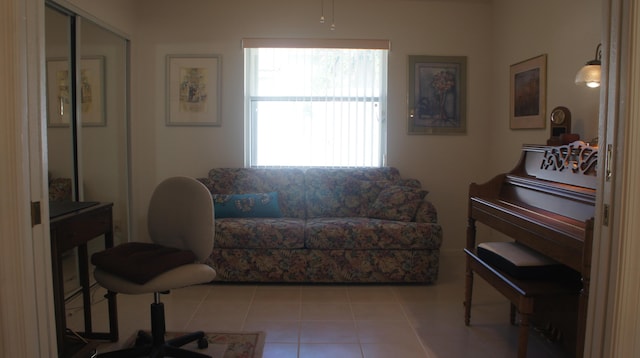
[67,253,570,357]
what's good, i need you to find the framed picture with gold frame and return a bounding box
[509,54,547,129]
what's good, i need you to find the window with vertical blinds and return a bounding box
[244,39,389,167]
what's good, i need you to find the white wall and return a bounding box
[488,0,601,174]
[69,0,600,252]
[61,0,135,37]
[477,0,601,243]
[128,0,494,248]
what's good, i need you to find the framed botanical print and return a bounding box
[408,55,467,135]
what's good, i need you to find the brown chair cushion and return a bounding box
[91,242,197,284]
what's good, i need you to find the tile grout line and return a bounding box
[346,286,367,358]
[297,285,302,358]
[392,287,437,358]
[239,285,258,332]
[182,285,213,331]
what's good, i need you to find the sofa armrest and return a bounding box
[415,200,438,223]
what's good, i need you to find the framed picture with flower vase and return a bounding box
[408,55,467,135]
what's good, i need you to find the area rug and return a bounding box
[122,331,265,358]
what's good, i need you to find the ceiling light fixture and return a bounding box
[575,43,602,88]
[331,0,336,31]
[319,0,336,30]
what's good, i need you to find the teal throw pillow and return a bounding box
[213,192,282,218]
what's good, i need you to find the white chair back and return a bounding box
[147,176,214,262]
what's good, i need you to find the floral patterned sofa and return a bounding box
[197,167,443,283]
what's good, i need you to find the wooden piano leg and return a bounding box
[464,265,473,326]
[518,312,530,358]
[464,217,476,326]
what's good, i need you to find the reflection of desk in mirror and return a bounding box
[50,201,118,357]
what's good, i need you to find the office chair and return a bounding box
[92,176,216,357]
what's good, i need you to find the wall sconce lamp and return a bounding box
[575,43,602,88]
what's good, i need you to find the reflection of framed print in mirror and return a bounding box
[46,56,106,127]
[510,54,547,129]
[46,59,72,127]
[79,57,106,126]
[166,54,222,126]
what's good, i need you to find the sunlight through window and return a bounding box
[245,43,388,167]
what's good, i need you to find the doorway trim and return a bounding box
[0,0,57,355]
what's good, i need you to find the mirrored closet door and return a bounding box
[45,2,130,298]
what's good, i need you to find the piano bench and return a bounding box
[463,248,581,358]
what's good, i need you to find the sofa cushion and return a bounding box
[305,217,442,250]
[395,178,422,189]
[304,249,440,283]
[215,217,305,249]
[213,192,282,218]
[200,168,306,218]
[342,179,393,215]
[209,248,440,283]
[415,200,439,223]
[305,167,401,218]
[368,185,428,222]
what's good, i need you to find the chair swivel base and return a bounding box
[97,301,211,358]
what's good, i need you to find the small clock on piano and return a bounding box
[547,106,575,145]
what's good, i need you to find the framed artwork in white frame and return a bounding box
[166,54,222,126]
[46,56,106,127]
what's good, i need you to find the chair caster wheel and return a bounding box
[197,337,208,349]
[134,330,150,346]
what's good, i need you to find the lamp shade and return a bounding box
[575,63,601,88]
[575,43,602,88]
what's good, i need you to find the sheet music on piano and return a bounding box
[465,141,597,358]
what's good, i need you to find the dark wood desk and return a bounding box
[50,202,119,357]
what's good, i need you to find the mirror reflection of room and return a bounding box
[79,17,129,246]
[45,5,74,204]
[45,3,130,300]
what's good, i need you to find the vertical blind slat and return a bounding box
[247,47,386,167]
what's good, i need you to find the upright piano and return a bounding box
[464,142,598,358]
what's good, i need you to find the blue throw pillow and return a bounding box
[213,192,282,218]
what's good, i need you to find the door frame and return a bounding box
[585,0,640,357]
[0,0,57,356]
[4,0,639,356]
